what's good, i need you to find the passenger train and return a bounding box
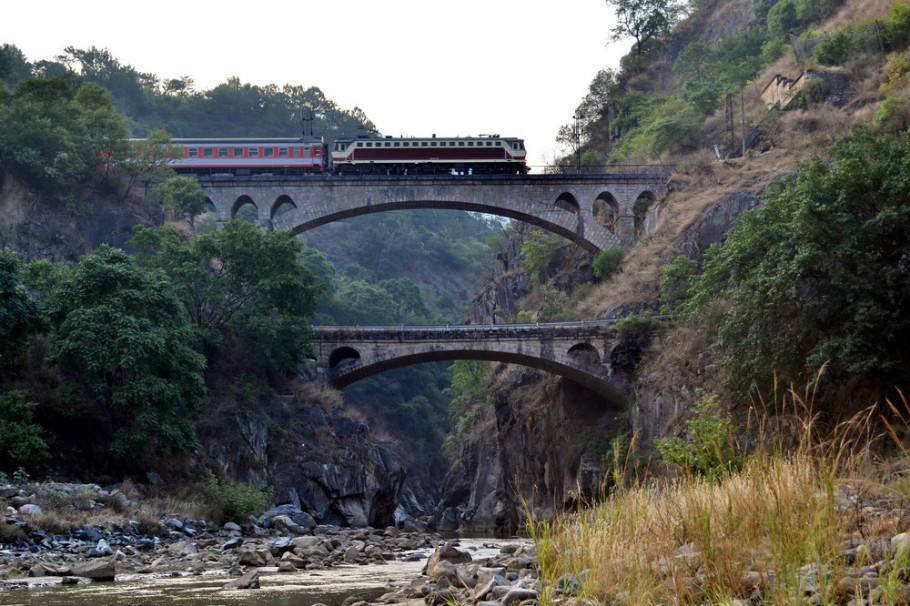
[153,134,528,176]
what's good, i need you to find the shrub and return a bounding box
[592,249,624,281]
[655,393,742,480]
[874,95,910,132]
[0,391,48,469]
[0,522,26,544]
[882,52,910,95]
[611,312,659,372]
[521,231,561,283]
[658,255,698,317]
[815,30,853,65]
[198,471,269,524]
[887,2,910,49]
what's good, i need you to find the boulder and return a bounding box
[502,588,538,606]
[238,548,269,567]
[223,569,260,590]
[73,557,116,581]
[258,505,316,531]
[17,504,41,516]
[223,537,244,550]
[423,544,472,575]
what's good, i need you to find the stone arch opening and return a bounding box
[271,195,297,220]
[232,195,258,223]
[633,191,656,238]
[567,342,600,366]
[328,346,361,369]
[555,192,580,214]
[204,197,217,214]
[593,192,620,234]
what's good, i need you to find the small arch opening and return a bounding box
[633,191,656,238]
[328,346,361,369]
[567,342,600,366]
[555,192,580,214]
[232,195,258,223]
[593,192,620,234]
[272,195,297,220]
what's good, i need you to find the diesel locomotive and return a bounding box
[157,134,528,176]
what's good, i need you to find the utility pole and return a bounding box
[574,111,582,171]
[301,107,314,138]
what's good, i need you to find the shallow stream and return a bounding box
[0,539,524,606]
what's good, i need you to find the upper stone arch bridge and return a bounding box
[199,172,668,252]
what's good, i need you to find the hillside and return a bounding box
[437,0,910,534]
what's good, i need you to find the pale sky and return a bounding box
[2,0,632,167]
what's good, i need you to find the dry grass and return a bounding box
[530,381,907,606]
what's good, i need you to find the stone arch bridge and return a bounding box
[311,321,630,403]
[200,171,668,251]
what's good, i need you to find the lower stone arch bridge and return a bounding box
[200,172,668,252]
[310,321,631,403]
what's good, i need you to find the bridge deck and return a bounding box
[311,320,617,340]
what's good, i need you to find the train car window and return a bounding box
[218,148,227,157]
[385,142,391,147]
[279,148,288,157]
[234,148,243,157]
[357,142,363,148]
[394,142,401,147]
[188,149,198,158]
[421,142,428,147]
[458,141,465,146]
[204,148,214,158]
[264,148,274,157]
[467,142,474,147]
[402,142,409,147]
[304,148,310,157]
[249,148,259,157]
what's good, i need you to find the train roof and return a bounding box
[336,134,523,142]
[128,137,324,144]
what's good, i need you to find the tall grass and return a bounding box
[530,374,890,605]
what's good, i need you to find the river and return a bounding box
[0,539,526,606]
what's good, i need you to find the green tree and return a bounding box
[0,44,31,89]
[655,394,742,480]
[593,249,624,281]
[0,249,39,366]
[0,390,48,468]
[53,245,206,460]
[131,221,317,376]
[606,0,686,55]
[681,129,910,397]
[152,175,206,218]
[521,231,561,283]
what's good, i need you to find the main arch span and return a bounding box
[200,172,668,251]
[310,321,630,403]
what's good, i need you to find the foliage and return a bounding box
[151,175,206,218]
[521,231,561,283]
[655,394,742,479]
[0,45,31,89]
[538,284,576,322]
[874,95,910,132]
[606,0,687,55]
[53,245,206,461]
[0,78,128,194]
[882,52,910,95]
[198,471,268,524]
[678,129,910,397]
[11,467,29,486]
[0,390,48,468]
[658,255,698,317]
[887,2,910,49]
[444,360,492,453]
[0,249,39,366]
[593,249,624,281]
[611,312,659,373]
[131,221,317,376]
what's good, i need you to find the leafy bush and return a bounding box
[874,95,910,131]
[815,30,853,65]
[521,231,561,283]
[0,249,39,366]
[611,312,659,372]
[655,394,742,480]
[593,249,624,281]
[0,391,47,468]
[0,522,26,544]
[199,471,269,524]
[882,52,910,95]
[658,255,698,317]
[887,2,910,49]
[678,129,910,397]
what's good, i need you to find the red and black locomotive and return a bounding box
[158,134,528,176]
